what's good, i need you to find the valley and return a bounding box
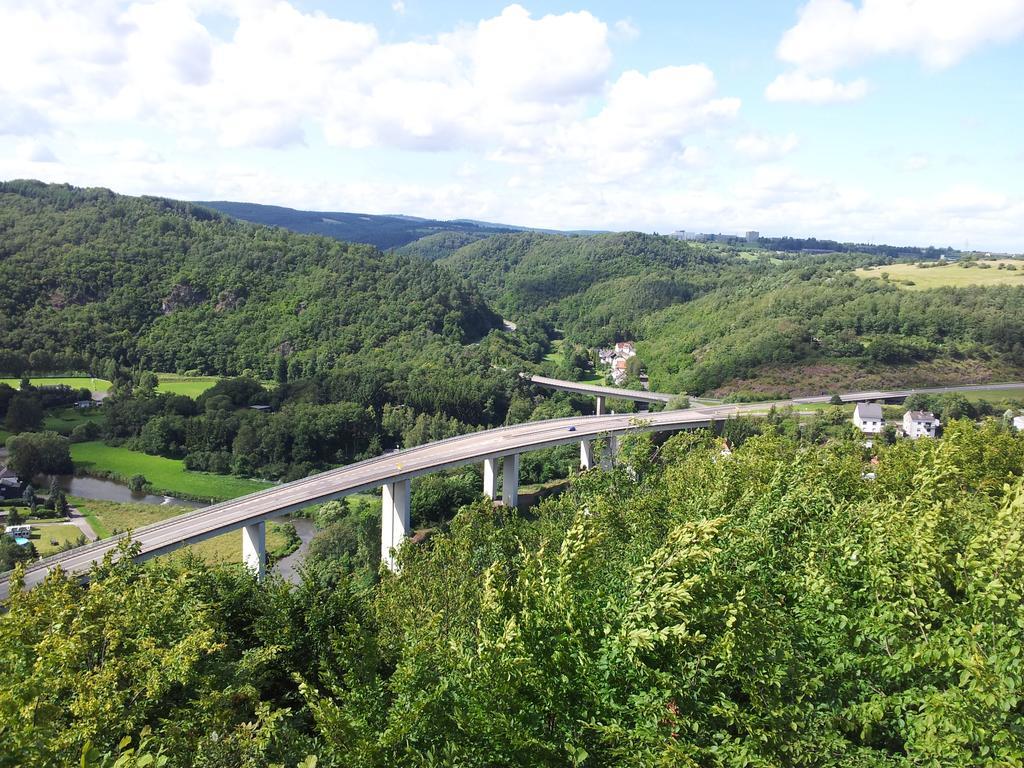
[3,181,1024,766]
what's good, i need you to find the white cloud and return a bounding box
[764,71,868,103]
[613,18,640,41]
[553,65,739,180]
[734,132,799,160]
[392,1,406,14]
[0,1,734,171]
[777,0,1024,72]
[902,153,931,172]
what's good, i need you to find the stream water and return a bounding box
[32,473,201,509]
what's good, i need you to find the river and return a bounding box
[32,473,201,509]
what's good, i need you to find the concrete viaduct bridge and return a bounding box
[3,378,1024,600]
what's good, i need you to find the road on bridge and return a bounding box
[5,378,1024,600]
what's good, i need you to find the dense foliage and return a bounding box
[0,181,500,377]
[640,271,1024,394]
[4,422,1024,766]
[392,230,491,261]
[439,231,732,343]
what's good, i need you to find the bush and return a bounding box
[70,421,101,443]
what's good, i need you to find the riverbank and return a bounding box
[70,441,274,503]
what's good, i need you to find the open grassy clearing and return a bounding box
[0,376,112,393]
[958,387,1024,405]
[67,496,290,566]
[42,407,104,435]
[70,441,273,502]
[855,260,1024,290]
[155,374,222,397]
[30,523,87,557]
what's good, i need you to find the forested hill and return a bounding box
[436,228,1024,397]
[0,180,501,376]
[196,199,520,250]
[438,230,736,343]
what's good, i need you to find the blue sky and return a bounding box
[2,0,1024,250]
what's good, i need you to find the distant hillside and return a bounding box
[439,231,735,343]
[195,200,524,250]
[394,230,492,261]
[0,181,501,377]
[433,226,1024,396]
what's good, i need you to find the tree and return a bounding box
[6,433,72,481]
[4,393,43,433]
[829,394,843,405]
[666,394,691,410]
[137,371,158,394]
[21,483,36,515]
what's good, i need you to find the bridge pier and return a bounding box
[483,457,499,499]
[595,395,606,415]
[381,478,411,571]
[502,454,520,507]
[580,439,594,470]
[242,520,266,580]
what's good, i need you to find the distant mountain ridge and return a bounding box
[195,200,593,250]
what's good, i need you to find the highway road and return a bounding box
[5,378,1024,600]
[526,374,676,404]
[0,407,717,600]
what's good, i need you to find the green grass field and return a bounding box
[958,387,1024,406]
[43,407,104,435]
[0,376,112,393]
[70,441,273,502]
[855,260,1024,290]
[68,496,290,566]
[155,374,222,397]
[30,524,87,556]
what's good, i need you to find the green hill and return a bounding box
[440,230,732,342]
[0,180,500,377]
[436,229,1024,396]
[393,230,491,261]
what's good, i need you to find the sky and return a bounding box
[2,0,1024,251]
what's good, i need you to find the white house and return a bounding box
[614,341,636,359]
[852,402,885,434]
[1013,415,1024,432]
[902,410,939,439]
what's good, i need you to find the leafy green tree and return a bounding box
[6,432,73,480]
[4,393,43,433]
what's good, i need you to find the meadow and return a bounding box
[70,441,273,502]
[855,259,1024,290]
[42,407,104,435]
[0,376,112,393]
[30,523,87,557]
[69,496,293,566]
[155,374,223,397]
